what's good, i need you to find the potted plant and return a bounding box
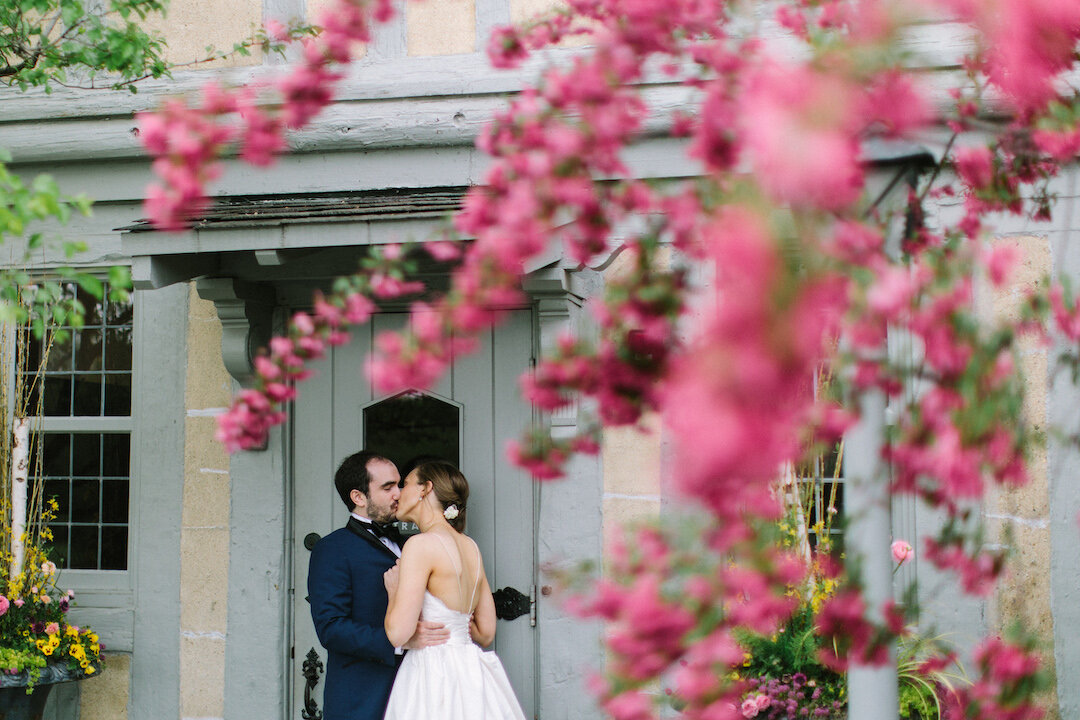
[0,315,104,718]
[0,502,103,716]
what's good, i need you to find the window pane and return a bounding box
[46,339,73,372]
[44,479,71,523]
[41,434,70,478]
[101,480,129,524]
[71,479,101,524]
[42,376,72,416]
[102,434,130,477]
[104,326,133,372]
[25,334,43,372]
[46,526,69,568]
[73,373,103,416]
[74,329,103,372]
[103,376,131,417]
[100,527,128,571]
[72,434,101,477]
[69,526,98,569]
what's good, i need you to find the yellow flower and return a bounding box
[42,646,53,656]
[84,666,95,675]
[90,644,100,654]
[89,633,98,644]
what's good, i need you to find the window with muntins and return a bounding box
[25,283,133,571]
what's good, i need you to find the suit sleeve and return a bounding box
[308,540,397,666]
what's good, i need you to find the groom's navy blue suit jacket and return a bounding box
[309,518,401,720]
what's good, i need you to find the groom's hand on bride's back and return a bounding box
[403,620,450,649]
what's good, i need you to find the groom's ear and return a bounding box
[350,488,366,512]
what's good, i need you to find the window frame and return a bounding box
[15,277,137,642]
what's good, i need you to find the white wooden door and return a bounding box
[290,308,537,719]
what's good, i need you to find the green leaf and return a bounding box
[74,273,104,299]
[108,265,132,295]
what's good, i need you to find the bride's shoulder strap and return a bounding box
[467,536,482,612]
[431,530,462,575]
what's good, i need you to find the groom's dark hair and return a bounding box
[335,450,392,511]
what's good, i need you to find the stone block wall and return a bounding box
[177,286,233,720]
[981,235,1059,717]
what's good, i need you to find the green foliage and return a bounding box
[0,0,318,92]
[0,153,127,335]
[896,633,968,720]
[736,601,848,716]
[0,0,170,91]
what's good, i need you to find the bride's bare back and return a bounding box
[425,529,482,614]
[385,527,498,648]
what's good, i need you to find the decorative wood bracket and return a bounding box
[195,277,276,387]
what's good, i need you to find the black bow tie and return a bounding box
[364,521,401,544]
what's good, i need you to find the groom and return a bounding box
[308,451,449,720]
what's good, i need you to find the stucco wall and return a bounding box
[147,0,262,67]
[79,654,132,720]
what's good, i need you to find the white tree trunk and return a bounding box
[10,417,29,579]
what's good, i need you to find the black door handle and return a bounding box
[304,532,321,551]
[301,647,324,720]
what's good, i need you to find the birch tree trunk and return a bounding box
[10,417,29,579]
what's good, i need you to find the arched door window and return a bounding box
[363,391,461,474]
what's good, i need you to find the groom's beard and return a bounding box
[366,499,398,525]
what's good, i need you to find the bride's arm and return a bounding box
[469,573,497,647]
[384,537,434,648]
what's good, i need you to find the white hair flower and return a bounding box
[443,504,459,520]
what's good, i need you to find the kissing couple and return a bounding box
[308,451,527,720]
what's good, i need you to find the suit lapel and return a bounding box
[346,516,399,559]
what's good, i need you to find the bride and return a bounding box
[382,461,527,720]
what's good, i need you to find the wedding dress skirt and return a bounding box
[383,592,526,720]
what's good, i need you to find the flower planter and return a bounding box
[0,663,99,720]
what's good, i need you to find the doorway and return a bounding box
[289,308,538,718]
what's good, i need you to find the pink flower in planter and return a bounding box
[891,539,914,565]
[0,595,9,616]
[13,599,24,608]
[741,697,761,718]
[45,622,59,635]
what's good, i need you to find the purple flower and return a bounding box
[31,621,45,634]
[59,599,69,612]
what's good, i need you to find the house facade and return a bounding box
[1,1,1079,719]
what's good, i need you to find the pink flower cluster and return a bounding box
[665,207,844,523]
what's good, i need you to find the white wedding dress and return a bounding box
[383,535,526,720]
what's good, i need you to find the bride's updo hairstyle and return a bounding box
[415,461,469,532]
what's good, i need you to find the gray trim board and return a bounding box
[128,283,188,720]
[474,0,510,57]
[223,423,291,720]
[1050,182,1080,720]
